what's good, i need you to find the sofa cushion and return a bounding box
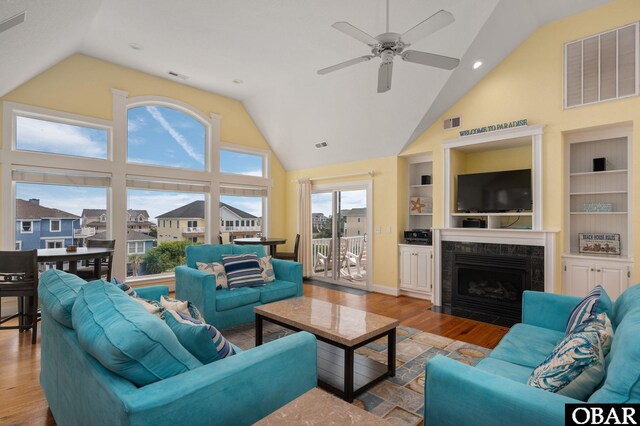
[571,313,613,356]
[528,330,605,401]
[489,323,564,368]
[186,244,234,268]
[566,285,612,335]
[160,295,204,322]
[258,256,276,283]
[476,357,534,384]
[258,280,298,304]
[112,278,138,297]
[38,269,87,328]
[589,308,640,403]
[612,284,640,328]
[215,287,261,312]
[221,253,265,289]
[72,280,202,387]
[196,261,228,289]
[164,310,236,364]
[131,297,164,318]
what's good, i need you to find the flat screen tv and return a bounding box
[457,169,532,213]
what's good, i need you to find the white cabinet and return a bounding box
[399,245,432,295]
[562,255,631,299]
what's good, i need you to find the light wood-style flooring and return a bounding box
[0,284,508,425]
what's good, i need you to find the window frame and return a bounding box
[46,239,64,249]
[20,220,33,233]
[49,219,61,232]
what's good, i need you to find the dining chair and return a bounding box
[75,239,115,281]
[0,250,39,344]
[217,234,223,244]
[275,234,300,262]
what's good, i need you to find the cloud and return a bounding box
[127,116,145,132]
[221,167,263,177]
[145,106,204,165]
[17,116,107,158]
[128,190,204,222]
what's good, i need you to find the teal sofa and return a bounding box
[39,269,317,426]
[425,285,640,426]
[175,244,302,329]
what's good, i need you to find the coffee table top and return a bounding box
[254,297,399,347]
[254,388,389,425]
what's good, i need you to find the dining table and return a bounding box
[37,247,115,281]
[233,237,287,257]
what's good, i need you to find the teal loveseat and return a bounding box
[175,244,302,329]
[424,285,640,425]
[38,269,317,426]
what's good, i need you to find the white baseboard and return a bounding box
[371,284,400,296]
[399,289,431,300]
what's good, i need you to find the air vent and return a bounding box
[315,141,328,149]
[168,71,189,80]
[0,11,26,34]
[443,116,461,130]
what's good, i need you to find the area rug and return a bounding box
[223,323,491,426]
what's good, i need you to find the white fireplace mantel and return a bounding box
[432,228,559,306]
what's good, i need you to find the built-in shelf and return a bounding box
[410,184,433,188]
[410,213,433,216]
[570,190,627,196]
[451,212,533,217]
[407,154,433,231]
[570,211,627,215]
[569,169,628,177]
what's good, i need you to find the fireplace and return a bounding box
[439,241,545,326]
[453,253,530,323]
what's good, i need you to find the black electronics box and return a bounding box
[404,230,432,245]
[421,175,431,185]
[462,218,487,228]
[593,157,606,172]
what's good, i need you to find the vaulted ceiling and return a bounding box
[0,0,612,170]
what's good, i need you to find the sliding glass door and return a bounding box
[311,183,370,289]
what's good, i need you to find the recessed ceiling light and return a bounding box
[233,79,244,84]
[472,59,484,70]
[129,43,143,51]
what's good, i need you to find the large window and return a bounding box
[16,115,108,159]
[220,149,265,177]
[220,194,264,241]
[128,106,206,170]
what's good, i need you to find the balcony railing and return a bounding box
[73,227,96,238]
[182,227,205,234]
[311,235,367,281]
[222,226,262,232]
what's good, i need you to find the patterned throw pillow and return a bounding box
[258,256,276,283]
[571,313,614,356]
[196,261,228,289]
[164,310,236,364]
[528,330,605,401]
[160,295,204,322]
[566,286,603,334]
[131,297,165,318]
[112,277,138,297]
[221,253,265,289]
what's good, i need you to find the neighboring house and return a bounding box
[15,199,80,250]
[81,209,155,234]
[342,208,367,237]
[91,230,156,277]
[156,200,261,244]
[312,212,328,232]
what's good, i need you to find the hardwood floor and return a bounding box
[0,284,508,425]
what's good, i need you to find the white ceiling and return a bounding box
[0,0,612,170]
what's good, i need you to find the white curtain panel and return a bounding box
[297,179,313,277]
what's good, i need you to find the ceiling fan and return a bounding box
[317,1,460,93]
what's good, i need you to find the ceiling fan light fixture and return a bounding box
[472,59,484,70]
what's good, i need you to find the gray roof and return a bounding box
[16,199,80,220]
[82,209,149,218]
[341,208,367,217]
[92,230,155,242]
[157,200,257,219]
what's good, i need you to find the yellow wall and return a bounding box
[284,0,640,292]
[285,156,402,289]
[0,54,286,240]
[402,0,640,290]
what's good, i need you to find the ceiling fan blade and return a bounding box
[332,22,379,46]
[317,55,374,75]
[400,10,454,46]
[401,50,460,70]
[377,61,393,93]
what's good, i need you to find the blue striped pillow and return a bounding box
[164,310,236,364]
[566,286,602,335]
[221,253,265,289]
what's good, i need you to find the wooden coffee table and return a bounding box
[254,297,399,402]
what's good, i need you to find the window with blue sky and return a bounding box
[128,106,206,170]
[220,150,264,177]
[16,116,108,159]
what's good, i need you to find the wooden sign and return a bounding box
[579,233,620,255]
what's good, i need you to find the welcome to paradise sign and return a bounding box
[459,119,528,137]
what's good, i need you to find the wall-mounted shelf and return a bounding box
[410,213,433,216]
[570,190,627,196]
[570,212,627,215]
[451,212,533,217]
[569,169,627,177]
[410,184,432,188]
